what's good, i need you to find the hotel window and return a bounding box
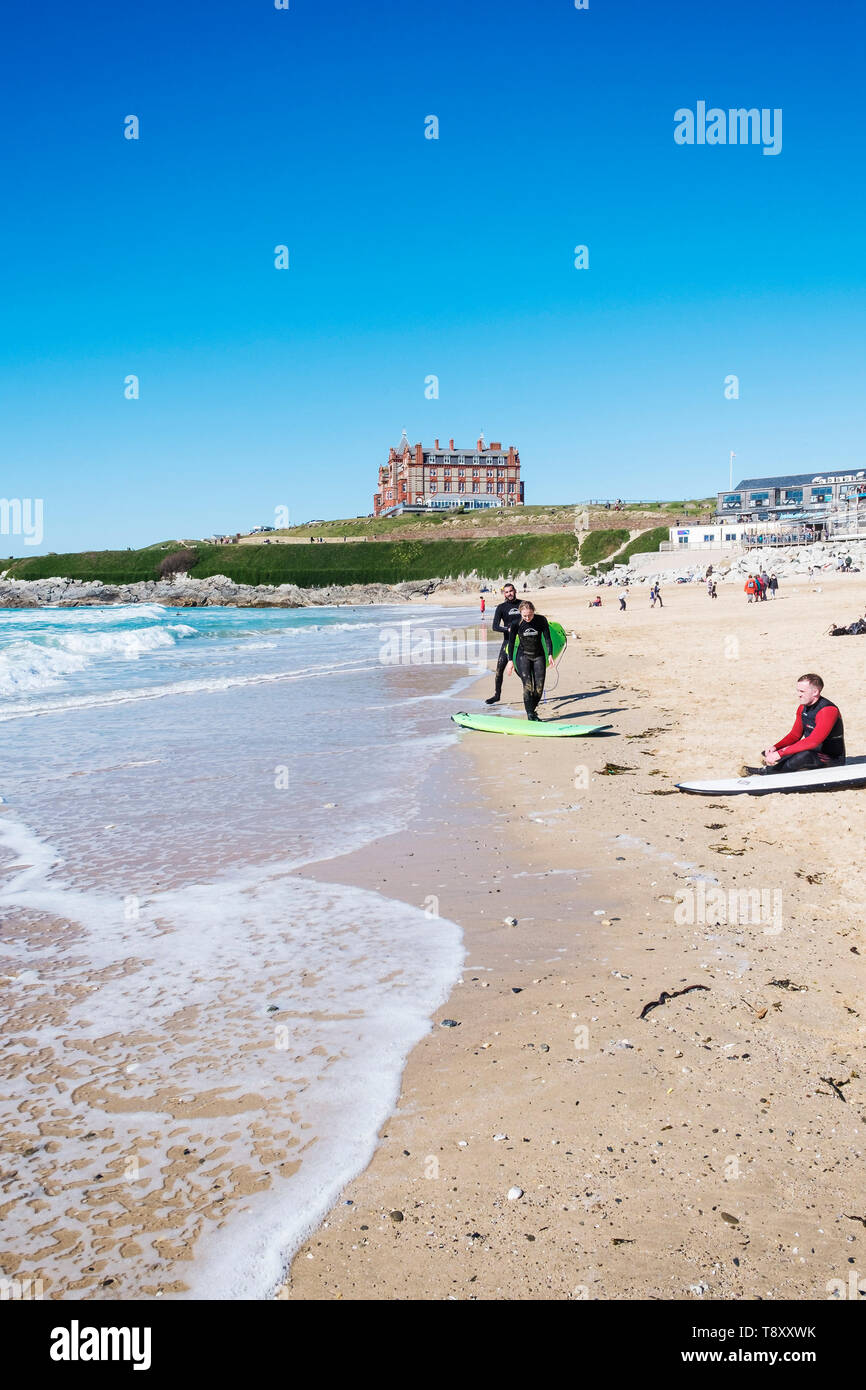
[725,532,737,541]
[444,467,451,476]
[472,482,479,493]
[508,481,515,492]
[458,480,465,493]
[497,483,504,493]
[472,468,479,477]
[388,490,393,499]
[486,482,494,493]
[457,468,464,477]
[430,484,437,494]
[703,533,714,543]
[486,469,494,478]
[444,482,451,492]
[430,470,437,478]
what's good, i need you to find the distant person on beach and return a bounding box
[505,601,554,721]
[486,582,522,705]
[480,594,486,617]
[769,573,778,598]
[619,592,627,611]
[744,574,758,603]
[710,581,717,599]
[588,594,602,607]
[650,582,663,608]
[759,674,846,774]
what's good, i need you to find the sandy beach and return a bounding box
[283,576,866,1300]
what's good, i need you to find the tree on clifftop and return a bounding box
[157,548,198,580]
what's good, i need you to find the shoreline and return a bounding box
[281,580,866,1300]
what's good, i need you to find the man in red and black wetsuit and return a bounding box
[762,673,846,773]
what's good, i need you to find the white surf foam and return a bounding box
[0,812,464,1300]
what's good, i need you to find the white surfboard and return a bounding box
[678,759,866,795]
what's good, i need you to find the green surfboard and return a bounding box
[513,619,567,662]
[451,712,605,737]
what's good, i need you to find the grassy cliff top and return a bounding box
[237,499,713,543]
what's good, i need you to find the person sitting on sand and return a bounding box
[759,673,846,774]
[505,601,554,722]
[588,595,602,607]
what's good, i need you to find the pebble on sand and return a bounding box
[507,1186,524,1201]
[504,916,518,926]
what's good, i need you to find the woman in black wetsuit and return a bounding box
[505,601,553,721]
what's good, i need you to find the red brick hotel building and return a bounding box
[373,431,523,518]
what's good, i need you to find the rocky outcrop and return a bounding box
[0,570,559,609]
[590,538,866,588]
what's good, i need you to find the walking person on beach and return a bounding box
[744,574,758,603]
[505,601,554,721]
[480,594,486,619]
[650,582,663,608]
[769,573,779,599]
[486,581,522,705]
[758,673,845,774]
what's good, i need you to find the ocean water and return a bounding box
[0,603,481,1298]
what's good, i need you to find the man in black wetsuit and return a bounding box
[760,673,846,773]
[505,601,554,720]
[486,581,523,705]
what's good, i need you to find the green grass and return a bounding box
[5,534,578,588]
[3,546,185,584]
[279,504,581,539]
[616,525,670,560]
[579,528,629,566]
[593,525,670,573]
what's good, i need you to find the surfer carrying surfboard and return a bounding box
[486,582,523,705]
[505,601,554,721]
[760,673,846,773]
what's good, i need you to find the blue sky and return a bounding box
[2,0,865,552]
